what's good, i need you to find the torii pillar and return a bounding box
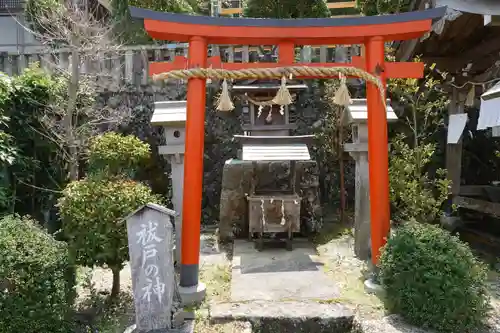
[130,6,446,294]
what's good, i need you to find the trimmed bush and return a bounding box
[59,132,162,297]
[380,222,490,332]
[88,132,150,176]
[0,215,73,332]
[58,177,162,296]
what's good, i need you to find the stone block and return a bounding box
[218,160,322,241]
[210,301,354,333]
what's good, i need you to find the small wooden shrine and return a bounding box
[232,79,313,251]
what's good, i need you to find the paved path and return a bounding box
[230,239,340,302]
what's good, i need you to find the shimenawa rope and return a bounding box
[152,66,386,111]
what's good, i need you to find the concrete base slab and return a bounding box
[211,301,354,333]
[230,239,339,301]
[179,282,206,306]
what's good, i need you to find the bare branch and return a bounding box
[16,0,132,180]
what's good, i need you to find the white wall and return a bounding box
[0,13,41,53]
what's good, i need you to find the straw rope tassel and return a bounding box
[216,79,234,111]
[273,76,293,106]
[334,74,352,107]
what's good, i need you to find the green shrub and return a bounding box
[88,132,150,176]
[380,222,490,332]
[357,0,412,15]
[244,0,331,18]
[0,215,73,332]
[58,177,162,296]
[389,137,450,223]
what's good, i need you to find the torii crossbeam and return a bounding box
[130,6,446,290]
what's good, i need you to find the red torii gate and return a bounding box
[130,6,446,289]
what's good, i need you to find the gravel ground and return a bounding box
[82,232,228,295]
[314,219,386,321]
[79,222,500,333]
[315,216,500,333]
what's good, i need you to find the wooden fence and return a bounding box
[0,43,360,87]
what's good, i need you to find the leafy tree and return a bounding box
[111,0,206,44]
[388,61,448,147]
[0,67,67,221]
[244,0,331,18]
[58,133,162,297]
[0,74,17,211]
[23,1,132,183]
[356,0,412,16]
[127,0,197,13]
[389,136,450,223]
[386,59,451,223]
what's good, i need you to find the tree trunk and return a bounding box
[64,38,80,181]
[110,265,121,298]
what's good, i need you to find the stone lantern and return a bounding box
[151,100,187,264]
[343,98,397,261]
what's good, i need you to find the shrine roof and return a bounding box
[151,101,187,125]
[241,143,311,161]
[344,98,397,124]
[130,6,446,45]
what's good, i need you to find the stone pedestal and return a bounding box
[344,124,371,261]
[179,282,206,306]
[218,159,322,242]
[169,155,184,264]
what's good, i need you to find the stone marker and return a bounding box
[126,203,179,332]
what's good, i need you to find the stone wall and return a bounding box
[96,83,242,225]
[96,81,352,226]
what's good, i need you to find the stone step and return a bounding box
[210,300,355,333]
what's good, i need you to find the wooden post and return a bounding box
[319,46,327,63]
[365,36,390,265]
[345,124,371,260]
[180,36,207,288]
[446,87,463,197]
[227,46,234,63]
[337,47,348,225]
[242,46,250,63]
[126,203,178,331]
